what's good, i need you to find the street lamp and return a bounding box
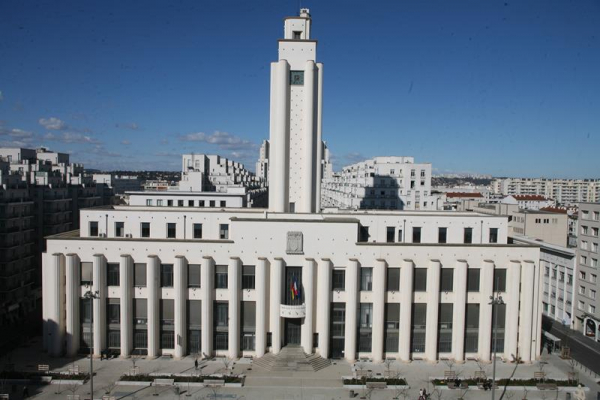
[84,290,100,400]
[489,290,504,400]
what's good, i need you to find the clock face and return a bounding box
[290,71,304,85]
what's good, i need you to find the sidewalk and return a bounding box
[546,318,600,376]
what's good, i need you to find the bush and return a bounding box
[118,374,243,384]
[431,378,583,388]
[343,377,407,385]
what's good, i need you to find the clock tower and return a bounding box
[268,8,323,213]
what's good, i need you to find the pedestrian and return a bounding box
[22,386,29,399]
[194,358,198,371]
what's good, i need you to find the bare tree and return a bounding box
[521,386,529,400]
[64,382,80,398]
[103,381,117,395]
[431,386,444,400]
[443,359,456,372]
[384,358,394,377]
[355,360,366,379]
[456,386,468,400]
[221,358,233,376]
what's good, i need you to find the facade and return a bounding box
[0,147,112,328]
[573,203,600,342]
[492,178,600,206]
[443,192,484,211]
[93,174,142,195]
[42,9,542,365]
[514,236,575,326]
[321,157,441,211]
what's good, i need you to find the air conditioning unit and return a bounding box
[125,234,132,238]
[99,233,106,238]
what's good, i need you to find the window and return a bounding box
[412,227,421,243]
[397,229,403,242]
[552,269,557,279]
[214,301,229,350]
[440,268,454,292]
[178,200,184,207]
[438,227,447,244]
[242,265,255,289]
[293,31,302,39]
[134,263,147,287]
[89,221,99,237]
[581,241,588,250]
[545,267,550,276]
[290,70,304,85]
[582,226,589,235]
[493,269,507,292]
[591,274,597,283]
[594,211,599,221]
[359,226,370,242]
[193,223,203,239]
[220,224,229,239]
[188,200,194,207]
[589,305,596,314]
[464,227,473,244]
[386,227,395,243]
[167,223,176,239]
[167,200,173,207]
[107,299,120,324]
[215,265,228,289]
[146,199,152,206]
[220,200,226,207]
[199,200,205,207]
[580,271,587,280]
[579,285,586,295]
[210,200,215,207]
[141,222,150,238]
[593,243,598,252]
[438,304,453,353]
[593,227,599,237]
[465,304,480,352]
[332,269,345,291]
[567,274,573,285]
[414,268,427,291]
[384,303,400,352]
[411,303,426,353]
[578,300,584,310]
[591,289,597,300]
[241,301,256,351]
[360,268,373,291]
[358,303,373,352]
[582,210,589,219]
[81,262,93,285]
[386,268,400,291]
[160,264,173,287]
[489,228,498,244]
[157,199,163,206]
[160,299,175,349]
[188,264,201,288]
[559,271,565,282]
[592,258,598,268]
[467,269,480,292]
[115,222,124,237]
[107,263,120,286]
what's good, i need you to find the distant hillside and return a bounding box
[432,177,493,187]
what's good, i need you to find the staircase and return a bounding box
[253,346,331,372]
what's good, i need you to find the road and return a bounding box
[545,317,600,377]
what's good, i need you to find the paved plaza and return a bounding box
[1,338,599,400]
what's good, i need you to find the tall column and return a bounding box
[425,260,441,361]
[344,259,359,361]
[201,256,214,358]
[65,254,80,357]
[268,60,290,212]
[399,259,414,361]
[147,255,160,358]
[47,253,65,357]
[452,260,468,362]
[120,254,133,358]
[93,254,106,357]
[301,60,316,213]
[372,259,387,362]
[479,260,495,362]
[506,261,521,361]
[301,258,316,354]
[255,258,269,357]
[317,258,332,358]
[228,257,241,359]
[519,261,535,363]
[174,256,188,359]
[270,258,284,354]
[314,63,324,212]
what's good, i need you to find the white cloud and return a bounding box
[39,117,67,130]
[0,126,37,147]
[179,130,259,151]
[121,140,131,145]
[44,132,101,144]
[116,122,139,130]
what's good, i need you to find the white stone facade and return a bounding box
[321,157,441,211]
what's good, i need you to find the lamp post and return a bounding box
[489,289,504,400]
[84,290,100,400]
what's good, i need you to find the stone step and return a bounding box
[252,347,332,372]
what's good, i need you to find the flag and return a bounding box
[290,280,295,300]
[293,275,300,301]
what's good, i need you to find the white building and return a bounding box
[42,9,542,365]
[500,195,554,211]
[492,178,600,206]
[93,174,142,195]
[321,157,441,211]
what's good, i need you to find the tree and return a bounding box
[384,359,394,377]
[221,358,233,376]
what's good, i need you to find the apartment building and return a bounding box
[321,156,441,211]
[574,203,600,342]
[492,178,600,206]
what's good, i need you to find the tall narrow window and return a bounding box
[411,303,427,353]
[489,228,498,244]
[115,222,124,237]
[220,224,229,239]
[467,269,480,292]
[412,227,421,243]
[134,263,147,287]
[465,304,480,352]
[358,303,373,352]
[384,303,400,353]
[167,223,176,239]
[241,301,256,351]
[397,229,403,242]
[386,227,395,243]
[464,227,473,244]
[359,226,370,242]
[107,298,121,349]
[187,300,201,354]
[332,269,345,291]
[89,221,99,237]
[160,264,174,287]
[440,268,454,292]
[107,263,120,286]
[360,267,373,291]
[493,269,507,292]
[214,301,229,350]
[141,222,150,238]
[215,265,228,289]
[160,299,175,349]
[193,223,203,239]
[491,303,506,353]
[81,262,93,285]
[414,268,427,291]
[188,264,201,288]
[242,265,255,289]
[386,268,400,292]
[438,304,453,353]
[438,227,447,244]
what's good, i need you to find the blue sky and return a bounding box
[0,0,598,177]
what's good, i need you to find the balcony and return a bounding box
[280,304,306,318]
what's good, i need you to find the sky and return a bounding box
[0,0,599,177]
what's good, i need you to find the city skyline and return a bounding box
[0,0,599,177]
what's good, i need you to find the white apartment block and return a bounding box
[321,157,441,211]
[93,174,142,195]
[574,203,600,343]
[42,9,542,365]
[500,195,555,211]
[492,178,600,206]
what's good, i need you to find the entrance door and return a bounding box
[284,318,301,345]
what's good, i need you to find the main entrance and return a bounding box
[284,318,301,345]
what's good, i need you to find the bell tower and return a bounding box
[268,8,323,213]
